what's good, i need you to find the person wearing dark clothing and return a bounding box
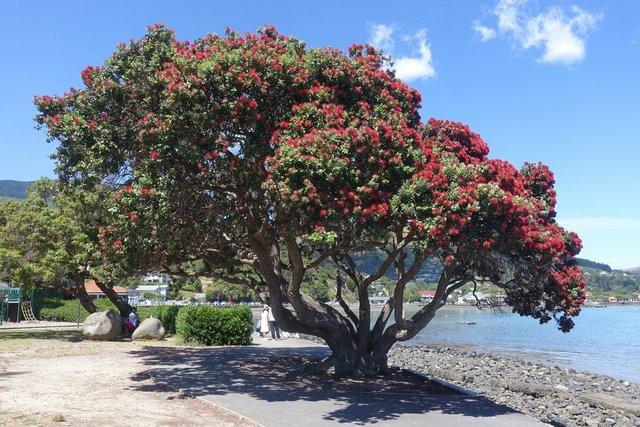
[267,306,281,339]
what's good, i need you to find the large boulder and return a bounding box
[132,317,165,340]
[83,310,122,340]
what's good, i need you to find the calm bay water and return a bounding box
[402,305,640,383]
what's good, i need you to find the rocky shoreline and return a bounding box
[388,345,640,426]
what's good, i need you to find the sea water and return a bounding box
[405,305,640,383]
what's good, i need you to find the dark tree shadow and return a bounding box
[0,329,83,342]
[0,371,28,379]
[129,344,525,424]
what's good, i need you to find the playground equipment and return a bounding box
[21,301,38,322]
[0,286,38,325]
[0,287,5,326]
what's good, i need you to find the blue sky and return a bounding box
[1,1,639,267]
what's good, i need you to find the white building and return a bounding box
[136,272,172,301]
[140,272,172,284]
[128,289,141,306]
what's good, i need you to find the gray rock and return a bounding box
[565,405,582,415]
[83,310,121,341]
[581,393,640,416]
[132,317,165,340]
[498,379,554,397]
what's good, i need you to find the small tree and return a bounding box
[35,25,585,376]
[0,179,97,311]
[0,180,133,315]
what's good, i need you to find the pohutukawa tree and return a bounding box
[35,25,586,376]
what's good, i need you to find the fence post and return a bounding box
[76,299,81,327]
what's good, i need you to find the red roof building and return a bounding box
[85,280,128,299]
[418,290,436,301]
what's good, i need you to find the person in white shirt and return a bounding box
[267,305,281,340]
[259,305,270,339]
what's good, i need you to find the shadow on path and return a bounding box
[0,329,82,342]
[129,343,530,425]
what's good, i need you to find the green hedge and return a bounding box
[176,306,253,346]
[38,299,251,345]
[39,298,116,322]
[137,305,180,334]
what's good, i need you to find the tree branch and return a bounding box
[336,272,359,327]
[363,232,414,286]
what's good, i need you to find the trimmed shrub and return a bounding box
[137,305,180,334]
[39,298,116,322]
[176,306,253,346]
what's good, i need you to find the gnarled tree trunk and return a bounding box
[93,277,133,316]
[73,270,98,313]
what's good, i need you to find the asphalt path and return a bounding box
[132,337,545,426]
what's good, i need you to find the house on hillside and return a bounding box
[84,280,129,300]
[136,272,171,303]
[418,290,436,303]
[140,272,172,285]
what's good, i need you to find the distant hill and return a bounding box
[353,252,638,299]
[575,258,612,272]
[0,180,32,199]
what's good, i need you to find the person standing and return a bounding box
[268,305,281,340]
[260,305,270,339]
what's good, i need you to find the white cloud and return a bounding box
[368,23,395,53]
[495,0,523,32]
[523,6,600,64]
[479,0,601,65]
[394,30,436,82]
[474,21,497,41]
[368,25,436,83]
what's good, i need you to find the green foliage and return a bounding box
[39,298,115,322]
[300,264,337,303]
[0,179,110,296]
[137,305,180,334]
[205,279,257,303]
[177,276,202,293]
[142,291,163,300]
[176,306,253,346]
[581,267,640,299]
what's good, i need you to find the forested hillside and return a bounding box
[0,180,32,199]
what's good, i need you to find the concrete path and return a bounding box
[132,337,545,426]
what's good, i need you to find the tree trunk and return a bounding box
[74,272,98,313]
[93,278,133,316]
[326,335,390,377]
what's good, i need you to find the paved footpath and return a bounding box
[134,337,545,426]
